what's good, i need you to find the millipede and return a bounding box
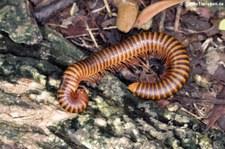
[57,32,190,113]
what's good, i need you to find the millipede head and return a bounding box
[57,87,89,113]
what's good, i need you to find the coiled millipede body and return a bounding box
[57,32,190,113]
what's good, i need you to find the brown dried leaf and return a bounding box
[196,7,213,20]
[217,115,225,131]
[212,65,225,83]
[156,100,173,109]
[60,15,88,36]
[206,47,220,75]
[191,59,207,76]
[114,0,139,33]
[181,12,211,31]
[207,86,225,129]
[133,0,189,28]
[207,106,225,128]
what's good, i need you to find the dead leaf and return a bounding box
[205,47,220,75]
[61,22,87,37]
[217,115,225,131]
[133,0,189,29]
[119,67,139,83]
[190,58,207,76]
[104,30,121,45]
[212,65,225,83]
[194,74,211,89]
[156,100,173,109]
[114,0,139,33]
[196,7,213,21]
[217,83,225,99]
[207,85,225,128]
[181,12,212,31]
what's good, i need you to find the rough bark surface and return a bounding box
[0,0,225,149]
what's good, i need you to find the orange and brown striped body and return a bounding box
[57,32,190,113]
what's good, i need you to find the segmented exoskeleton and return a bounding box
[57,32,190,113]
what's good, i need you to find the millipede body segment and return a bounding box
[57,32,190,113]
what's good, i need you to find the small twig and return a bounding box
[65,26,117,38]
[177,96,225,105]
[159,11,166,32]
[165,25,217,35]
[46,23,68,29]
[103,0,112,16]
[67,32,99,38]
[85,22,99,48]
[201,38,214,53]
[174,5,182,32]
[180,107,208,120]
[165,26,184,33]
[139,0,146,7]
[201,99,225,104]
[193,103,209,118]
[88,25,117,31]
[71,38,94,49]
[136,57,149,70]
[91,6,106,13]
[34,0,74,24]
